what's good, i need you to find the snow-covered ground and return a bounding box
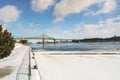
[34,51,120,80]
[1,43,120,80]
[0,43,41,80]
[0,43,30,80]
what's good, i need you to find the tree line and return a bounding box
[72,36,120,43]
[0,25,15,59]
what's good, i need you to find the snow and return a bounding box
[31,51,41,80]
[0,43,30,80]
[1,43,120,80]
[34,51,120,80]
[0,43,41,80]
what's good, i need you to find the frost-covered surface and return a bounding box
[0,43,41,80]
[1,43,120,80]
[33,50,120,55]
[34,51,120,80]
[0,43,30,80]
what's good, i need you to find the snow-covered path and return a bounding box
[34,51,120,80]
[0,43,30,80]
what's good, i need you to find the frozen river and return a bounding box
[34,51,120,80]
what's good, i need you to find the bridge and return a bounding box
[14,34,75,40]
[14,34,80,47]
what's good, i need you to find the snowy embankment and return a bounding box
[1,43,120,80]
[0,43,30,80]
[34,51,120,80]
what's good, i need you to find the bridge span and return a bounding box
[14,34,80,47]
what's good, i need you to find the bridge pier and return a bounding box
[54,39,56,47]
[42,38,44,48]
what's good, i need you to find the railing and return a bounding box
[16,47,31,80]
[31,50,43,80]
[39,51,120,55]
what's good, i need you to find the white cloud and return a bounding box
[31,0,54,12]
[53,0,118,23]
[19,29,39,34]
[63,16,120,38]
[84,0,117,16]
[29,23,40,27]
[0,5,21,23]
[53,0,103,23]
[44,27,62,38]
[95,0,117,15]
[15,23,39,34]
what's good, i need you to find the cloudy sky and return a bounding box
[0,0,120,39]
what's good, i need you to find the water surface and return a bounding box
[29,42,120,51]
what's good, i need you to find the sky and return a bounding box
[0,0,120,39]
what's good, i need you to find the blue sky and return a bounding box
[0,0,120,39]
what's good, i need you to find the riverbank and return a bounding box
[33,51,120,80]
[0,43,42,80]
[0,43,30,80]
[1,43,120,80]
